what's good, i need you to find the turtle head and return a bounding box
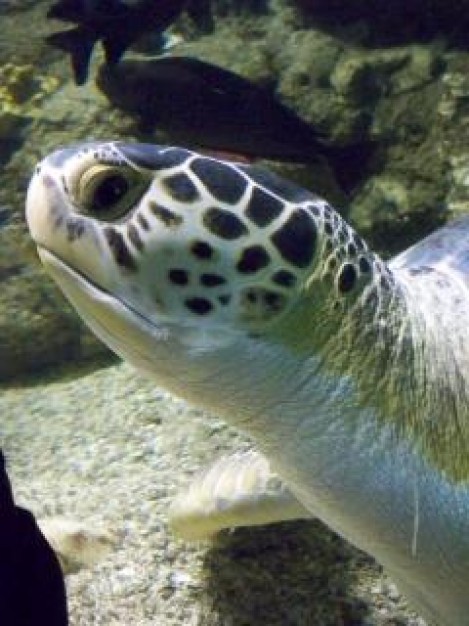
[26,141,375,370]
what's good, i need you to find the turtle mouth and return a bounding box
[37,246,171,348]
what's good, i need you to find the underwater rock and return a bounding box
[0,0,37,13]
[349,176,411,238]
[330,50,409,104]
[0,268,111,381]
[0,63,59,164]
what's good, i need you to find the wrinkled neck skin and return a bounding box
[60,248,469,626]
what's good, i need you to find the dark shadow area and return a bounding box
[365,208,447,259]
[292,0,469,48]
[214,0,269,16]
[326,141,383,196]
[0,130,28,168]
[0,352,119,391]
[203,519,374,625]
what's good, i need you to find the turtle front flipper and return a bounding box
[168,449,311,540]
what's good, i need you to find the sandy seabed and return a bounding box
[0,362,425,625]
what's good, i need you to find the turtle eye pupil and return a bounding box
[92,174,129,212]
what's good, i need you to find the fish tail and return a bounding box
[46,27,95,85]
[102,36,130,66]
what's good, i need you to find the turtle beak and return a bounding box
[25,149,112,292]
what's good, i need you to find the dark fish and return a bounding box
[96,56,332,163]
[46,0,187,85]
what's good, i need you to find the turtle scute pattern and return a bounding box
[55,142,379,329]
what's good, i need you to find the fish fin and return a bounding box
[46,28,95,85]
[102,36,129,66]
[47,0,84,23]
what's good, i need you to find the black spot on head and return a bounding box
[156,148,194,169]
[347,242,357,257]
[380,275,390,290]
[66,217,86,242]
[203,207,248,240]
[60,175,69,195]
[359,256,371,273]
[353,232,366,251]
[136,212,150,231]
[53,214,64,229]
[104,226,136,270]
[240,165,315,203]
[163,172,199,202]
[149,201,183,227]
[338,227,348,244]
[271,209,317,268]
[218,294,231,305]
[364,286,379,309]
[127,223,143,251]
[306,203,321,217]
[237,245,270,274]
[271,269,297,287]
[191,240,214,260]
[168,268,189,285]
[200,273,226,287]
[240,287,287,320]
[337,263,357,294]
[245,186,284,227]
[185,297,213,315]
[263,290,286,312]
[191,158,246,204]
[337,246,346,261]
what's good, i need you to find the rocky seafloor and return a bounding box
[1,363,425,625]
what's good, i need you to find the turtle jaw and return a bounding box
[36,246,177,372]
[35,246,258,394]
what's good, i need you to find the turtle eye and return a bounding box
[76,165,148,221]
[93,173,129,211]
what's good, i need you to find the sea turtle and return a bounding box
[25,141,469,625]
